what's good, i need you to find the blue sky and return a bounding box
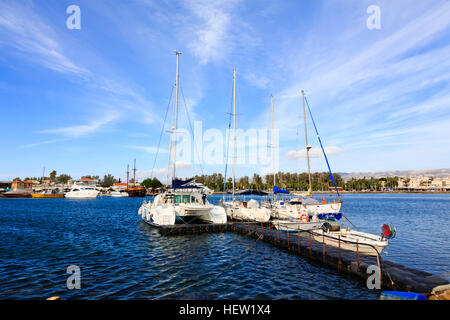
[0,0,449,182]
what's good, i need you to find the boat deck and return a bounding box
[149,220,449,296]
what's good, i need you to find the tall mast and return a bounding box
[232,68,236,202]
[167,51,182,185]
[133,159,136,187]
[271,95,276,188]
[172,51,182,180]
[126,164,129,189]
[302,90,312,195]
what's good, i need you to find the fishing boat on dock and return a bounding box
[311,222,395,256]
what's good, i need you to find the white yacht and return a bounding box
[139,179,226,225]
[138,52,226,226]
[65,185,99,199]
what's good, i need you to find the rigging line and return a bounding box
[304,96,341,199]
[223,83,234,195]
[180,87,204,176]
[150,85,174,178]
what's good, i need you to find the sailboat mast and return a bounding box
[271,95,276,188]
[126,164,129,189]
[302,90,313,195]
[133,159,136,187]
[166,51,182,186]
[172,51,181,180]
[232,68,236,202]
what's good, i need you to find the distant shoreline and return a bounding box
[213,191,450,195]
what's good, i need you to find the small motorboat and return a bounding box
[31,189,64,198]
[2,189,32,198]
[311,223,395,256]
[110,191,129,197]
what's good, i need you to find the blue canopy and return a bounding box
[273,186,289,194]
[171,178,201,189]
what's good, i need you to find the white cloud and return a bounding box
[175,161,192,169]
[37,114,118,138]
[0,2,89,78]
[286,146,343,160]
[185,0,239,64]
[243,72,270,89]
[127,145,169,154]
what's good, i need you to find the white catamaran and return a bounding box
[221,69,271,223]
[139,51,226,226]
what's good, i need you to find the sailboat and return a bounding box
[269,94,324,231]
[139,51,226,226]
[221,69,271,223]
[126,160,146,197]
[271,91,343,231]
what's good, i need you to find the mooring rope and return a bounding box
[180,87,204,176]
[150,85,174,178]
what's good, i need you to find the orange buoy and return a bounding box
[300,213,309,223]
[321,197,325,204]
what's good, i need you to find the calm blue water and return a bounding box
[0,193,448,300]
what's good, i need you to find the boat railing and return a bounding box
[266,222,385,286]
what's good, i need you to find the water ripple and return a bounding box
[0,194,448,299]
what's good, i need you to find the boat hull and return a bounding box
[225,206,271,222]
[311,229,388,256]
[31,194,64,199]
[2,190,32,198]
[126,187,147,197]
[272,219,324,231]
[65,192,99,199]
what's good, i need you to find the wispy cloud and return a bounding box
[286,146,343,160]
[127,145,169,154]
[37,113,118,138]
[0,1,89,78]
[184,0,239,64]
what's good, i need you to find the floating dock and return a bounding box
[149,221,449,296]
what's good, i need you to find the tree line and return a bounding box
[192,172,401,192]
[13,170,401,191]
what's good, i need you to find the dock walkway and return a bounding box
[151,221,449,295]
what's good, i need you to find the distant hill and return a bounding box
[337,169,450,180]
